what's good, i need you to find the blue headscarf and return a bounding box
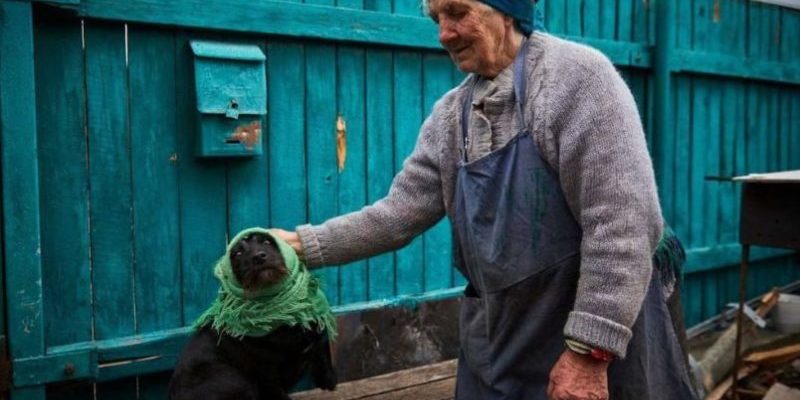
[477,0,537,35]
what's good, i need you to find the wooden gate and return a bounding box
[1,0,799,398]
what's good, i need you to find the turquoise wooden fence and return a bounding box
[1,0,798,398]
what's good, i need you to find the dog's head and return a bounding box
[229,232,288,291]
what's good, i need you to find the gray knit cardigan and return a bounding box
[297,32,663,358]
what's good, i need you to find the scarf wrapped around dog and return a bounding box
[194,227,337,340]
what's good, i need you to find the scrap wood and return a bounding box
[705,364,759,400]
[745,344,800,366]
[763,383,800,400]
[699,288,782,392]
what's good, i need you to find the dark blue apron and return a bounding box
[451,40,697,400]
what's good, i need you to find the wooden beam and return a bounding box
[294,359,457,400]
[34,0,652,68]
[46,0,441,49]
[671,49,800,86]
[685,243,795,274]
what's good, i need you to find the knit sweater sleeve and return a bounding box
[295,110,447,267]
[543,41,663,358]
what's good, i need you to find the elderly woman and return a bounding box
[274,0,697,399]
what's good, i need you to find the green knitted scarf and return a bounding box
[193,227,337,340]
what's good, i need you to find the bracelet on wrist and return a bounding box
[565,338,615,362]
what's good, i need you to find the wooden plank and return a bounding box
[32,10,93,348]
[174,32,227,324]
[337,44,369,304]
[565,0,582,36]
[365,48,396,301]
[422,53,454,292]
[583,0,600,38]
[294,359,456,400]
[268,41,308,228]
[224,40,270,235]
[84,21,135,339]
[744,343,800,365]
[65,0,439,48]
[364,377,454,400]
[1,0,45,367]
[394,0,422,17]
[617,0,632,42]
[546,0,566,34]
[689,77,705,248]
[652,0,676,226]
[704,82,721,246]
[598,0,615,40]
[685,243,793,273]
[717,81,739,245]
[127,26,182,334]
[393,50,424,295]
[675,0,692,49]
[670,50,800,86]
[673,77,691,244]
[305,36,341,304]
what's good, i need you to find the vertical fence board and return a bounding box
[673,77,691,243]
[337,45,368,304]
[704,83,720,246]
[689,78,705,247]
[34,12,93,348]
[175,32,227,324]
[225,39,270,236]
[305,36,340,304]
[85,22,136,340]
[128,27,182,334]
[545,0,565,34]
[268,42,308,228]
[365,47,396,301]
[393,50,424,295]
[422,53,454,292]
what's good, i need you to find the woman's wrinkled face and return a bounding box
[427,0,513,77]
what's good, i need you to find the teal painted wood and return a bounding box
[393,50,425,295]
[1,3,47,399]
[223,36,270,235]
[60,0,441,49]
[128,26,183,334]
[689,78,706,247]
[33,11,93,348]
[365,46,396,301]
[583,0,599,38]
[673,77,691,246]
[652,0,675,227]
[337,44,369,304]
[422,53,455,292]
[305,38,341,304]
[85,21,136,340]
[267,41,308,230]
[565,0,581,37]
[174,32,228,324]
[544,0,565,34]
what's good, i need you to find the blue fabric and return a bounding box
[477,0,534,35]
[451,35,698,400]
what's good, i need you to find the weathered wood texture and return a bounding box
[1,0,799,398]
[294,359,457,400]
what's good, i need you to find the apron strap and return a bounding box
[460,38,531,162]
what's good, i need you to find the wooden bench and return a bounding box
[294,359,457,400]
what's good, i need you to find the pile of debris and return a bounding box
[689,287,800,400]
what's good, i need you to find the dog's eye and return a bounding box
[234,251,242,257]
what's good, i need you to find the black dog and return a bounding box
[169,233,337,400]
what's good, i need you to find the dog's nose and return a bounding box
[254,251,268,260]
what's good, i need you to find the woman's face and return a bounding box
[428,0,514,77]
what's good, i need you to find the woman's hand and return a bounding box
[547,349,610,400]
[269,228,304,258]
